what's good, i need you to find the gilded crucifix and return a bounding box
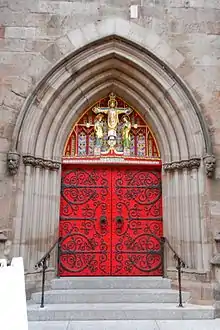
[92,93,132,149]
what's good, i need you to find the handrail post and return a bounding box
[176,256,183,307]
[57,238,60,278]
[161,237,166,278]
[161,237,187,308]
[35,237,61,308]
[40,258,47,308]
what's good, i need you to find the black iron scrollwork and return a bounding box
[112,169,163,275]
[115,216,123,225]
[100,216,107,226]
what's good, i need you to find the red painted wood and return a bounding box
[59,165,163,276]
[59,166,112,276]
[111,167,163,276]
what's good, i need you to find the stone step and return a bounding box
[28,320,220,330]
[31,289,191,304]
[51,277,171,290]
[27,303,214,321]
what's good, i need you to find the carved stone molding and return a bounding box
[163,158,201,172]
[203,154,216,178]
[23,155,60,171]
[7,151,20,175]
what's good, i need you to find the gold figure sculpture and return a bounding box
[94,113,104,147]
[93,93,132,148]
[121,115,131,149]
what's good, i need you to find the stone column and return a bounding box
[163,158,206,273]
[181,168,191,267]
[18,156,61,272]
[19,164,33,269]
[189,166,203,270]
[162,170,176,270]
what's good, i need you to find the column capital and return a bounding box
[163,158,201,172]
[23,155,60,171]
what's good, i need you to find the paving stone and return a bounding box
[28,320,220,330]
[29,321,69,330]
[157,319,220,330]
[67,320,158,330]
[27,303,214,321]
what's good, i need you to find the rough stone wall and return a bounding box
[0,1,220,255]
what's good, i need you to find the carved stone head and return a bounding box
[204,154,216,178]
[7,151,20,175]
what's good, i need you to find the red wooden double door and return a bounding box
[59,165,163,276]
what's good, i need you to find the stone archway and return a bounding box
[9,20,214,296]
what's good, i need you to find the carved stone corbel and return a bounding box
[7,151,20,175]
[203,154,216,178]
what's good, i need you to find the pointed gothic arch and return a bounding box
[10,32,214,283]
[13,35,211,163]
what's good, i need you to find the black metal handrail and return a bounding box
[161,236,187,307]
[35,235,186,308]
[34,237,61,308]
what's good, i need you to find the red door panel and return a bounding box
[59,166,163,276]
[111,167,163,276]
[59,166,111,276]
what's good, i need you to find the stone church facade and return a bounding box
[0,0,220,303]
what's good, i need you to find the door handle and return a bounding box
[116,216,123,225]
[100,216,107,226]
